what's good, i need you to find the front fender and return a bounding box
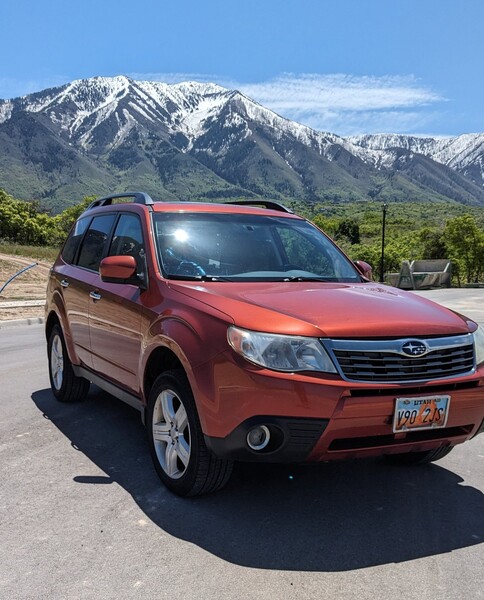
[141,309,232,429]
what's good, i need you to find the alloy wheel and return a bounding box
[50,334,64,390]
[152,389,191,479]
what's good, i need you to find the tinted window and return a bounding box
[77,215,116,272]
[108,214,144,270]
[62,217,91,264]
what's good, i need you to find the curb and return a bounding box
[0,300,45,308]
[0,317,45,329]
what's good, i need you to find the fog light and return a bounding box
[247,425,270,451]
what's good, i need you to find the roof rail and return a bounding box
[224,200,294,214]
[87,192,155,210]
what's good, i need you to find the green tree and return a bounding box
[0,189,96,247]
[419,227,447,260]
[444,215,484,283]
[336,218,360,244]
[0,190,52,245]
[312,215,339,238]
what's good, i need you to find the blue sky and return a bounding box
[1,0,483,136]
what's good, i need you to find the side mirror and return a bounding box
[354,260,373,280]
[100,255,138,283]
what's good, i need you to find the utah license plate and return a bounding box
[393,395,450,433]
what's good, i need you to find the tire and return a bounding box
[384,445,454,466]
[147,369,233,497]
[48,324,90,403]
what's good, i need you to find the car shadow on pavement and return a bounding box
[32,387,484,573]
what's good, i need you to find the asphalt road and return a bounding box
[1,302,483,599]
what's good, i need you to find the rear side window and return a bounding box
[77,215,116,272]
[62,217,91,264]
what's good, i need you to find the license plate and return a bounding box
[393,395,450,433]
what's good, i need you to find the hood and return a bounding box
[169,281,473,338]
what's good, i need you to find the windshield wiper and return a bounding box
[169,274,234,282]
[283,276,333,282]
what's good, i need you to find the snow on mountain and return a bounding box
[4,76,234,149]
[0,100,13,123]
[1,76,349,160]
[349,133,484,185]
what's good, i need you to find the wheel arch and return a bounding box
[45,310,61,341]
[143,345,186,407]
[45,290,80,366]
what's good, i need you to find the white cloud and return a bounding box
[238,73,442,111]
[302,109,443,137]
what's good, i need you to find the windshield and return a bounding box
[153,213,361,282]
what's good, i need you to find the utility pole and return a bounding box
[379,203,388,283]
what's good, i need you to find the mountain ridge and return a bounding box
[1,76,483,212]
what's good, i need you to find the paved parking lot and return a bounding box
[0,289,483,599]
[411,288,484,325]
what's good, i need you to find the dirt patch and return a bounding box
[0,306,45,321]
[0,254,51,321]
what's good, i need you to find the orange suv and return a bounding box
[45,192,484,496]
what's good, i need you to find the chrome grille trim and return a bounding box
[323,334,475,383]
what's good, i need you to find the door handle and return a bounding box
[89,291,102,302]
[60,279,69,288]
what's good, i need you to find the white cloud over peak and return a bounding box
[238,73,442,111]
[235,74,445,135]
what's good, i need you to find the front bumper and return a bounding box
[193,352,484,463]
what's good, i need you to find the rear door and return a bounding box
[66,213,117,366]
[54,215,95,368]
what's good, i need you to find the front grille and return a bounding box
[325,334,475,383]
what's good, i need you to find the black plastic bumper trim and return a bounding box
[204,416,329,463]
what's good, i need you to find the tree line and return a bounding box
[1,189,483,284]
[0,189,93,247]
[312,208,484,284]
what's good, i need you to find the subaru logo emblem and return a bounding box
[401,340,428,356]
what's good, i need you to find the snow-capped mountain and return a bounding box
[0,76,346,156]
[0,76,483,210]
[349,133,484,187]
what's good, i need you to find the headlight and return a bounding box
[227,326,337,373]
[474,325,484,366]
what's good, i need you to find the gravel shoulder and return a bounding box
[0,254,51,320]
